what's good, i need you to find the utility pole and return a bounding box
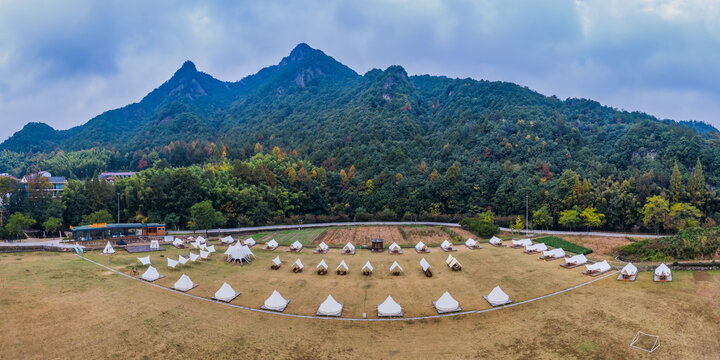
[117,192,121,224]
[525,194,529,234]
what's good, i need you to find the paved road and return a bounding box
[498,227,666,239]
[168,221,461,235]
[0,238,78,249]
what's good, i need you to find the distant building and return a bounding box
[0,173,19,182]
[98,172,136,183]
[0,173,17,206]
[20,171,67,198]
[70,223,166,241]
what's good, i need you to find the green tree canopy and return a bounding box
[641,195,670,233]
[532,206,552,230]
[43,217,62,235]
[81,210,114,225]
[580,207,605,231]
[6,213,36,239]
[190,200,225,230]
[669,202,702,230]
[558,209,581,230]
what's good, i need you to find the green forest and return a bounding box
[1,44,719,238]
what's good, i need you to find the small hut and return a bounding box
[371,238,384,252]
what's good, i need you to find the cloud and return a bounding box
[0,0,718,141]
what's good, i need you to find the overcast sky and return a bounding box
[1,0,719,141]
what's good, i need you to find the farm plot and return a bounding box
[398,226,450,245]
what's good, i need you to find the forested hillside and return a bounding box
[1,43,720,235]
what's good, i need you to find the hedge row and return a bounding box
[532,236,593,255]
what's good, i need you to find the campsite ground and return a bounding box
[1,228,719,359]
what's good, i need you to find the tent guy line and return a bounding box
[75,254,618,322]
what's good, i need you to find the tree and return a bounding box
[580,207,605,231]
[532,206,552,230]
[510,215,524,238]
[669,161,683,203]
[445,161,461,183]
[669,202,702,230]
[43,217,62,236]
[190,200,225,230]
[558,209,581,230]
[418,161,428,175]
[5,213,36,239]
[0,176,16,226]
[81,210,114,225]
[641,195,670,234]
[478,210,495,224]
[686,159,706,208]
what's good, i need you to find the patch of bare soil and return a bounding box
[450,228,476,240]
[314,226,406,245]
[399,226,449,245]
[558,236,633,261]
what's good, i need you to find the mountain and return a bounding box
[3,43,720,186]
[671,120,719,135]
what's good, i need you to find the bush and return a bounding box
[460,217,499,238]
[618,226,720,261]
[533,236,593,255]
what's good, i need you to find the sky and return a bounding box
[1,0,719,141]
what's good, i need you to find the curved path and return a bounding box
[499,227,665,239]
[76,254,618,322]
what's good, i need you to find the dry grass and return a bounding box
[449,227,476,240]
[399,226,450,244]
[79,242,590,318]
[558,235,633,261]
[1,236,719,359]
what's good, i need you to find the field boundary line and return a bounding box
[75,254,618,322]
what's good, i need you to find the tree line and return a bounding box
[0,148,715,239]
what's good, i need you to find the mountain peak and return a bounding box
[280,43,327,65]
[172,60,197,78]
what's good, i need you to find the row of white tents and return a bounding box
[271,256,464,276]
[138,263,510,316]
[504,237,673,281]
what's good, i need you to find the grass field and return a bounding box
[1,230,719,359]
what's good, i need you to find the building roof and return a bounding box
[48,176,66,183]
[0,173,19,181]
[100,172,135,176]
[70,223,165,232]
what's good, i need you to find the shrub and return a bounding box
[460,217,499,238]
[618,226,720,261]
